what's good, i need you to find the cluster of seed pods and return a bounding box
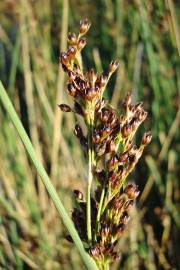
[59,19,152,265]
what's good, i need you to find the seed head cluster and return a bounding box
[59,19,152,267]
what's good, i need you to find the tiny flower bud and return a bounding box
[77,38,87,50]
[109,60,119,74]
[58,104,71,112]
[60,52,69,65]
[67,70,76,81]
[80,18,91,35]
[67,83,77,97]
[109,155,119,167]
[67,46,76,59]
[74,101,85,116]
[85,87,97,101]
[121,124,132,138]
[74,124,83,138]
[74,190,83,200]
[118,151,129,162]
[95,142,106,156]
[141,131,152,145]
[120,211,130,224]
[124,183,139,200]
[96,75,107,88]
[68,32,77,45]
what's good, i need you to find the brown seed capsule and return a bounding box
[74,190,83,200]
[120,211,130,224]
[109,60,120,74]
[67,70,76,81]
[74,101,85,116]
[118,151,129,162]
[77,38,87,50]
[67,83,77,97]
[124,183,139,200]
[107,140,116,153]
[109,154,119,167]
[67,46,76,59]
[95,142,107,156]
[137,110,147,122]
[60,52,69,65]
[96,75,107,88]
[68,32,77,45]
[121,123,132,138]
[80,18,91,35]
[58,104,72,112]
[141,131,152,145]
[85,87,97,101]
[87,69,97,86]
[108,171,117,183]
[74,124,83,138]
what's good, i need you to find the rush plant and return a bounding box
[59,19,152,270]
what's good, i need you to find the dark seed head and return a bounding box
[67,83,77,97]
[77,38,87,50]
[80,18,91,35]
[109,60,120,74]
[124,183,139,200]
[73,190,83,200]
[141,131,152,145]
[60,52,69,65]
[121,124,132,138]
[67,46,76,59]
[74,124,83,138]
[58,104,71,112]
[68,32,77,45]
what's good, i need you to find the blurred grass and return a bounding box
[0,0,179,269]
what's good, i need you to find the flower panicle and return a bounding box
[59,18,152,268]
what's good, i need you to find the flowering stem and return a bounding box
[86,109,94,243]
[95,186,105,236]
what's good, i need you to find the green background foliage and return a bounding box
[0,0,179,269]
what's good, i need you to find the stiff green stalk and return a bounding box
[0,81,98,270]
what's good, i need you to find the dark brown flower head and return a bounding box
[109,60,120,74]
[77,38,87,50]
[68,32,77,45]
[80,18,91,35]
[124,184,139,200]
[67,83,77,97]
[141,131,152,145]
[58,104,72,112]
[74,124,83,138]
[60,52,69,65]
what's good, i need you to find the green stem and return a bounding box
[95,187,105,236]
[87,138,92,243]
[86,109,94,243]
[0,81,98,270]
